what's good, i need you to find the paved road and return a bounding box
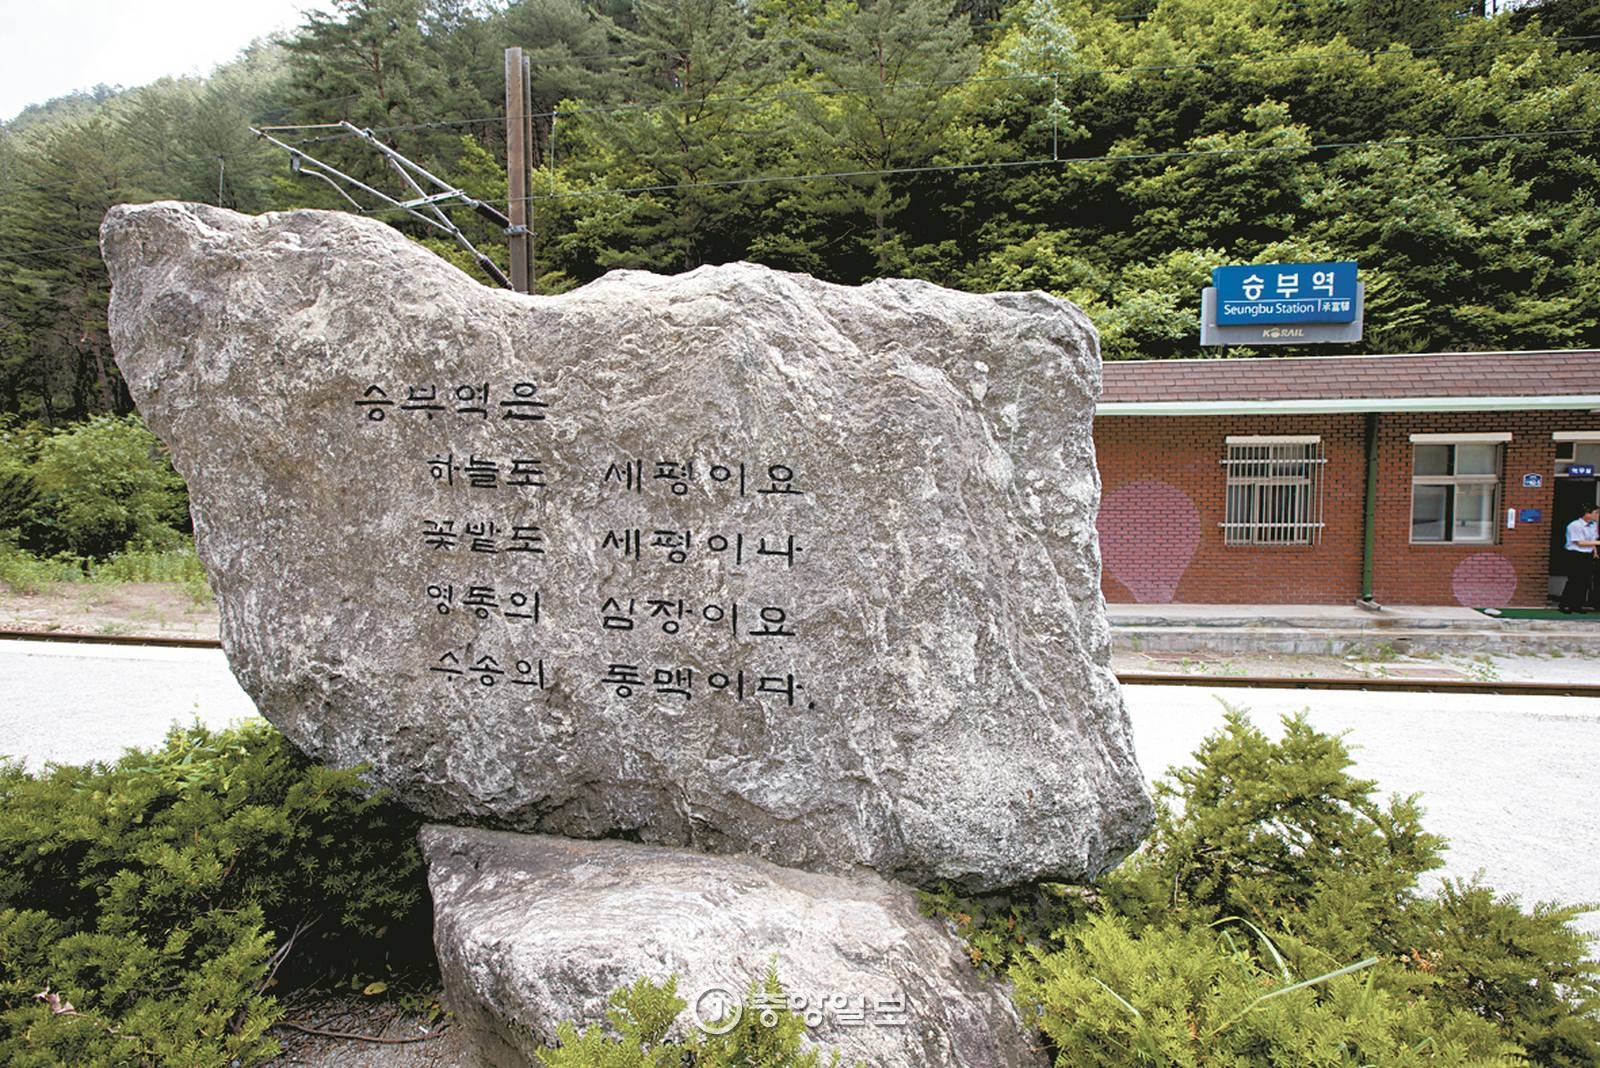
[0,639,257,768]
[1,640,1594,941]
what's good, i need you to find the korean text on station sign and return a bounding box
[1212,261,1358,326]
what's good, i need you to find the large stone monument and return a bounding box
[101,201,1151,1066]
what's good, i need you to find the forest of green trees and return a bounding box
[2,0,1599,425]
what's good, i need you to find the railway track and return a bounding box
[5,628,1597,699]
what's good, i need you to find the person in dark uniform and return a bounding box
[1559,504,1599,613]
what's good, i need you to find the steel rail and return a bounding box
[2,630,1597,698]
[1116,672,1600,698]
[0,629,223,650]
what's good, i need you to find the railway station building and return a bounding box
[1093,350,1600,608]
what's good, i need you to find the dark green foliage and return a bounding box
[1402,879,1600,1068]
[0,720,431,1067]
[0,415,197,575]
[926,711,1600,1066]
[776,0,981,278]
[0,421,39,538]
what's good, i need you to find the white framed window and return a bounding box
[1410,433,1506,544]
[1220,436,1325,545]
[1553,432,1600,477]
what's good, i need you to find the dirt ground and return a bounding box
[0,581,219,640]
[266,995,465,1068]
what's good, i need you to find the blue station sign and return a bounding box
[1212,261,1359,326]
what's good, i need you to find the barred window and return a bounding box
[1410,433,1505,544]
[1221,436,1325,546]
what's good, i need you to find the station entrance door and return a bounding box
[1548,441,1600,600]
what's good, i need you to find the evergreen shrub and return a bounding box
[0,720,430,1067]
[928,711,1600,1066]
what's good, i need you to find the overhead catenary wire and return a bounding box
[0,241,103,263]
[0,122,1589,266]
[320,124,1594,212]
[5,25,1599,267]
[251,121,513,287]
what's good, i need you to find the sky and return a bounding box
[1,0,316,123]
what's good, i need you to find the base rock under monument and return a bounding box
[423,825,1049,1068]
[101,201,1151,890]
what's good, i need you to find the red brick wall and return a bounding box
[1094,411,1600,606]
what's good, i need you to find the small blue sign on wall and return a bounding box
[1572,464,1597,477]
[1519,508,1543,523]
[1522,473,1544,488]
[1213,261,1359,325]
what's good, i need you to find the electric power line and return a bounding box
[0,119,1588,265]
[0,241,103,263]
[322,124,1594,213]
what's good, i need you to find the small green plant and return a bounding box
[1463,654,1501,682]
[0,544,82,594]
[536,969,853,1067]
[0,541,215,602]
[88,545,214,604]
[87,545,204,585]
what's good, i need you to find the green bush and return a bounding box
[1402,880,1600,1068]
[0,721,431,1067]
[0,469,40,542]
[1106,711,1446,967]
[88,545,213,603]
[86,546,204,585]
[1010,914,1516,1065]
[928,711,1600,1067]
[0,544,83,595]
[0,416,204,594]
[15,415,189,561]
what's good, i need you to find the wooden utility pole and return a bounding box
[522,52,534,291]
[505,47,532,293]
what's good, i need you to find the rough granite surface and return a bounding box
[101,201,1151,890]
[422,825,1049,1068]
